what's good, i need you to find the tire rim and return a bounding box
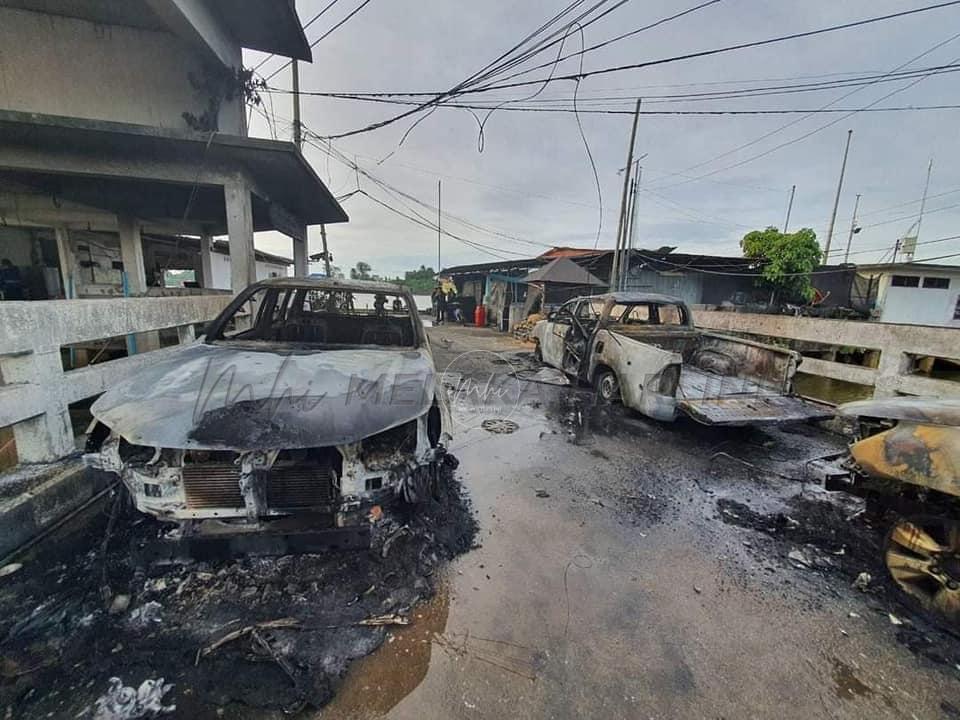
[885,516,960,624]
[599,373,619,401]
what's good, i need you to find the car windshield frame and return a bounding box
[603,300,691,327]
[204,283,424,350]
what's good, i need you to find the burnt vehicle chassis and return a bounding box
[808,398,960,624]
[85,278,451,555]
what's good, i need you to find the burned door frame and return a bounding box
[563,299,602,378]
[540,299,575,369]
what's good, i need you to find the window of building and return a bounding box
[922,276,950,289]
[891,275,920,287]
[954,297,960,320]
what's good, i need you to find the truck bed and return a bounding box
[677,366,832,426]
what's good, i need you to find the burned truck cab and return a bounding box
[85,278,450,549]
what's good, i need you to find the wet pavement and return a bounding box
[321,324,960,720]
[3,324,960,719]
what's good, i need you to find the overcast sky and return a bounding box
[243,0,960,278]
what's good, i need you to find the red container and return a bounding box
[474,304,486,327]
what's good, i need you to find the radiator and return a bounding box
[182,462,337,511]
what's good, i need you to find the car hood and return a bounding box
[91,342,437,450]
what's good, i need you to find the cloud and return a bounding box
[247,0,960,274]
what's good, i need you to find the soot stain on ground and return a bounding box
[715,491,960,671]
[0,465,477,719]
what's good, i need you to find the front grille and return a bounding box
[268,464,337,509]
[182,463,243,509]
[182,461,337,511]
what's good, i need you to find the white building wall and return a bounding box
[207,252,289,290]
[0,7,244,133]
[877,272,960,327]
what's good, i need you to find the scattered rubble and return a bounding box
[92,677,176,720]
[0,463,476,718]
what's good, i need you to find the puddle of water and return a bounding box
[318,579,451,719]
[794,372,873,405]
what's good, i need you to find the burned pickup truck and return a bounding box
[85,278,449,551]
[531,292,830,426]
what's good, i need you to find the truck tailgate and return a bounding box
[678,395,833,426]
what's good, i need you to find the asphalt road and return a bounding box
[321,324,960,720]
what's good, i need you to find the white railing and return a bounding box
[0,295,232,463]
[693,310,960,399]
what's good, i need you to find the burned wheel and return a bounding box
[885,516,960,625]
[595,370,620,403]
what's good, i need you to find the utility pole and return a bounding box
[622,177,637,291]
[824,129,853,260]
[319,225,331,277]
[622,166,643,291]
[915,158,934,245]
[843,193,861,264]
[437,180,441,276]
[611,99,642,292]
[783,184,796,233]
[291,59,332,278]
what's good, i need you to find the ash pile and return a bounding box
[0,462,476,719]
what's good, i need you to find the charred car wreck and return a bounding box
[86,278,449,552]
[531,292,831,426]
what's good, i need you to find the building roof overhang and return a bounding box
[0,110,346,234]
[208,0,312,61]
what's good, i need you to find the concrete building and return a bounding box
[855,262,960,327]
[0,0,346,299]
[0,1,347,466]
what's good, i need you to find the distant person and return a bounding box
[445,289,463,324]
[432,285,446,324]
[0,259,24,300]
[373,293,387,317]
[392,296,403,313]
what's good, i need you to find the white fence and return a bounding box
[693,310,960,399]
[0,296,232,463]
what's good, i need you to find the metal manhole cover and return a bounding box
[481,419,519,434]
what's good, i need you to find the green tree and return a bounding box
[740,226,822,303]
[349,261,372,280]
[402,265,436,293]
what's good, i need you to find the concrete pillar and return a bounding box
[118,216,147,295]
[118,216,160,352]
[0,351,74,463]
[54,226,76,299]
[293,230,308,277]
[199,232,215,289]
[225,178,256,293]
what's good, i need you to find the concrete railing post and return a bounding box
[177,324,196,344]
[874,349,910,398]
[0,350,74,463]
